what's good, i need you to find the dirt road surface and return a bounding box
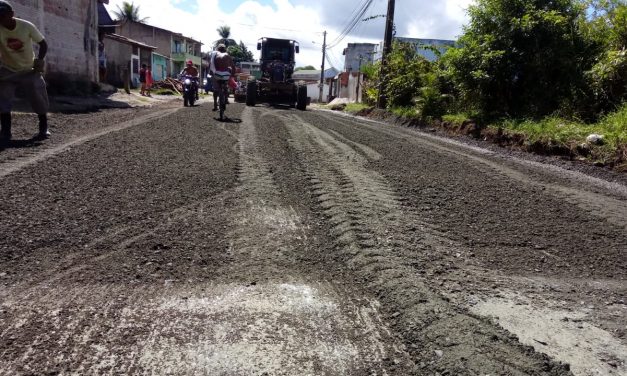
[1,99,625,375]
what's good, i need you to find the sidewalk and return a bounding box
[48,90,177,113]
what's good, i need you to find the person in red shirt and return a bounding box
[180,60,199,100]
[139,63,147,96]
[144,65,153,97]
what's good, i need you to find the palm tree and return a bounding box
[113,1,148,23]
[214,25,236,48]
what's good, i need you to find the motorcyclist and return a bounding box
[179,60,199,100]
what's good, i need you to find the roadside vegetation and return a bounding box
[354,0,627,170]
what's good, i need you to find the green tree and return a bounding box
[584,0,627,112]
[113,1,148,23]
[295,65,316,71]
[215,25,237,48]
[227,41,255,64]
[442,0,589,119]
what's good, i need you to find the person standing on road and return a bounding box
[144,65,153,97]
[139,63,147,96]
[0,0,50,144]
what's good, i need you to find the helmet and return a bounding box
[0,1,13,14]
[186,60,193,66]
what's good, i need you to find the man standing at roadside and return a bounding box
[0,1,50,144]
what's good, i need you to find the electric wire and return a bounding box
[326,0,375,49]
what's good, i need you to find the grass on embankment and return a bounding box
[338,103,627,170]
[446,106,627,170]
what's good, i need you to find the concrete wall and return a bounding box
[306,83,330,103]
[103,37,131,87]
[11,0,99,81]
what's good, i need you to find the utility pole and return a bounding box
[319,30,327,103]
[377,0,395,109]
[356,56,362,103]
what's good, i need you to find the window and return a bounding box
[173,41,183,53]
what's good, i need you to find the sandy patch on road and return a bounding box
[471,294,627,375]
[0,282,398,375]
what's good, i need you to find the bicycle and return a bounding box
[213,72,230,121]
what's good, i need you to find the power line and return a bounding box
[326,0,375,49]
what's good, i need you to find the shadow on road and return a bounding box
[0,138,43,151]
[213,117,242,123]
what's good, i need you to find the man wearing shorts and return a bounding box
[0,0,50,144]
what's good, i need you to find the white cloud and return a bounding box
[105,0,473,69]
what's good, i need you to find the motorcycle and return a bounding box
[181,75,198,107]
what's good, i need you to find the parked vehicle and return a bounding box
[245,37,307,110]
[181,75,198,107]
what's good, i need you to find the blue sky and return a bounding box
[172,0,277,14]
[217,0,276,13]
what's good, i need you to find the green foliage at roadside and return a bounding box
[362,42,448,120]
[583,0,627,113]
[354,0,627,166]
[441,0,588,119]
[439,106,626,164]
[344,103,370,114]
[153,88,175,96]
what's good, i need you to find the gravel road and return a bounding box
[0,99,625,375]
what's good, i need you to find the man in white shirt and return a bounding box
[0,1,50,144]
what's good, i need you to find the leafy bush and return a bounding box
[361,61,380,106]
[584,1,627,113]
[442,0,589,119]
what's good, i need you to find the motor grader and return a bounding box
[245,37,308,110]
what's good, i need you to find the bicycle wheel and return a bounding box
[219,82,226,120]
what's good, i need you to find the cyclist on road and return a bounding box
[212,44,235,114]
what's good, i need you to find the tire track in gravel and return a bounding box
[0,107,180,178]
[270,108,571,375]
[199,105,410,375]
[315,111,627,231]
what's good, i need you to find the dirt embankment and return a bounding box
[347,106,627,173]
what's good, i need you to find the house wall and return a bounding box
[343,43,376,72]
[374,38,455,62]
[103,37,132,87]
[152,54,167,81]
[334,72,363,102]
[11,0,99,81]
[117,21,172,75]
[306,83,330,103]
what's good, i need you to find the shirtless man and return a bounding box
[211,44,235,111]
